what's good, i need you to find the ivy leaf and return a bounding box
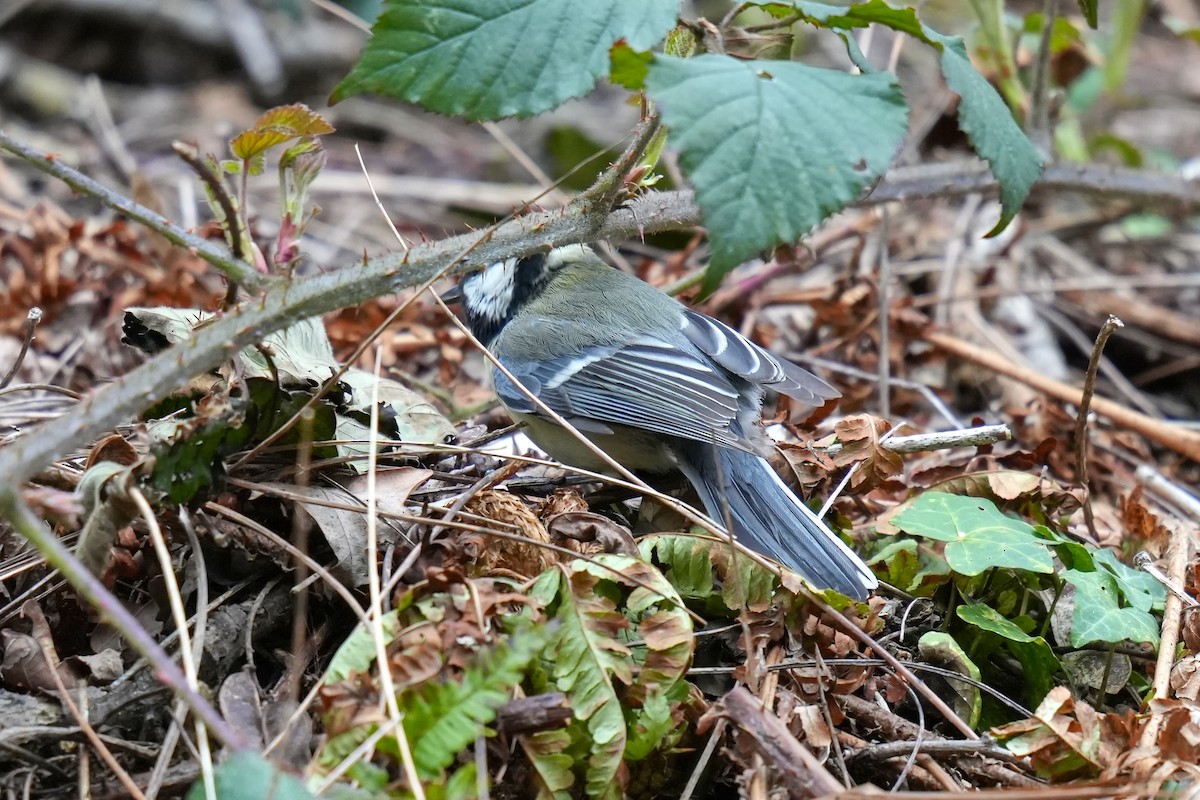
[957,603,1039,643]
[775,0,1045,236]
[1090,548,1166,613]
[918,631,982,728]
[889,492,1055,576]
[1063,569,1160,648]
[646,53,906,289]
[188,752,317,800]
[331,0,677,119]
[958,603,1060,705]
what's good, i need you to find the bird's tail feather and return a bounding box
[676,445,877,600]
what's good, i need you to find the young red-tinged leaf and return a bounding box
[230,103,334,161]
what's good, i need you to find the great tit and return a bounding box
[444,245,877,599]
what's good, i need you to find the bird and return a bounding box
[442,244,877,600]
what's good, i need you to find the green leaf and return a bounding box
[866,537,951,595]
[230,103,335,161]
[889,492,1055,576]
[524,729,575,799]
[779,0,1044,236]
[1076,0,1098,28]
[609,41,652,91]
[957,603,1038,642]
[1063,569,1160,648]
[330,0,678,119]
[531,556,694,797]
[639,535,716,599]
[646,53,907,288]
[1090,548,1166,613]
[927,31,1044,235]
[187,752,317,800]
[401,628,546,777]
[325,610,401,682]
[538,566,632,798]
[1008,638,1061,708]
[917,631,981,728]
[958,603,1060,705]
[712,542,779,612]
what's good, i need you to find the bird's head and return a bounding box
[443,244,597,343]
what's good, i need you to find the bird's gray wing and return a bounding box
[494,336,752,450]
[680,310,840,404]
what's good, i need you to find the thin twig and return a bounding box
[924,329,1200,462]
[23,601,148,799]
[807,595,980,739]
[132,488,215,798]
[0,131,266,290]
[0,307,42,389]
[822,423,1011,457]
[1137,521,1196,749]
[1074,315,1123,541]
[362,345,425,800]
[286,409,316,702]
[876,207,892,418]
[679,719,725,800]
[0,493,245,750]
[171,141,245,263]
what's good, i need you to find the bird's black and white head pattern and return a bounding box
[460,245,588,344]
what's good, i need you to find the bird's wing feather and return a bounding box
[680,310,840,404]
[495,338,752,450]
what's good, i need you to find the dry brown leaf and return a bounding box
[463,489,557,576]
[546,511,638,556]
[829,414,903,492]
[1118,485,1172,554]
[1171,655,1200,701]
[1152,698,1200,763]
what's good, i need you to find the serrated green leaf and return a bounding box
[1063,569,1160,648]
[784,0,927,35]
[646,52,907,288]
[778,0,1044,235]
[664,24,698,57]
[187,752,317,800]
[927,32,1044,235]
[610,41,652,91]
[890,492,1055,576]
[331,0,677,119]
